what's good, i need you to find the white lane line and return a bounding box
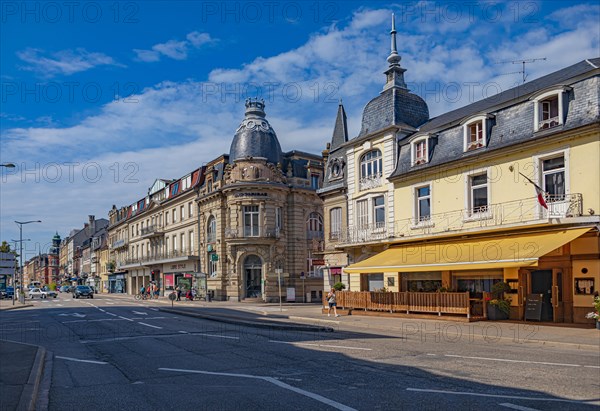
[584,365,600,369]
[149,308,159,311]
[406,388,600,405]
[106,302,115,305]
[80,332,239,344]
[106,312,117,316]
[98,309,106,312]
[178,331,188,334]
[55,356,108,365]
[158,368,356,411]
[118,316,134,322]
[132,311,148,315]
[138,322,162,329]
[499,403,541,411]
[269,340,372,351]
[62,316,167,324]
[444,354,587,368]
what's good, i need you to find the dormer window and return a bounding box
[410,137,429,166]
[359,149,383,190]
[462,115,491,152]
[531,86,570,132]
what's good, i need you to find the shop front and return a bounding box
[162,262,198,296]
[108,272,127,293]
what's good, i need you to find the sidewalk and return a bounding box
[105,293,600,350]
[0,340,46,411]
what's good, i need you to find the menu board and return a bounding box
[524,294,543,321]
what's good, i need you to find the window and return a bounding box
[311,174,320,190]
[188,202,193,218]
[373,196,385,227]
[243,206,259,237]
[411,138,428,165]
[469,173,488,214]
[209,254,218,277]
[532,88,568,131]
[165,211,169,226]
[180,206,185,221]
[307,212,324,239]
[542,156,565,202]
[275,207,282,232]
[207,216,217,243]
[189,231,194,254]
[166,237,170,254]
[330,207,342,239]
[172,235,177,251]
[360,149,383,179]
[180,233,185,253]
[172,208,177,223]
[136,224,139,236]
[356,199,369,228]
[462,115,490,151]
[131,226,134,237]
[415,185,431,222]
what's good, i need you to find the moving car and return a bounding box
[72,285,94,299]
[59,285,71,293]
[28,288,58,299]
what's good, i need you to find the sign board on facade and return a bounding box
[524,294,543,321]
[233,193,268,198]
[170,264,187,270]
[286,287,296,302]
[311,259,325,266]
[211,254,219,262]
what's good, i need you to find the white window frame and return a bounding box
[462,115,489,152]
[359,149,383,180]
[410,136,429,166]
[356,199,369,229]
[306,212,324,239]
[531,87,570,132]
[533,148,570,214]
[411,182,434,228]
[243,205,260,237]
[207,216,217,243]
[373,195,386,228]
[329,207,342,240]
[463,167,492,221]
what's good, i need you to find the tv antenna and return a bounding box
[495,58,547,83]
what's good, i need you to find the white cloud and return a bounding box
[16,48,124,77]
[134,31,215,62]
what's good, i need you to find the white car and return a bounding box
[28,288,58,299]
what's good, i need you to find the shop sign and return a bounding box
[233,192,268,198]
[311,259,325,266]
[211,254,219,262]
[170,264,187,270]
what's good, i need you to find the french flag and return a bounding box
[520,173,548,209]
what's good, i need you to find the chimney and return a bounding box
[88,215,95,234]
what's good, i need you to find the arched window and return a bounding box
[306,212,323,240]
[360,149,382,179]
[207,216,217,243]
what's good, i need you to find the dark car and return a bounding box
[59,286,70,293]
[0,289,6,299]
[72,285,94,299]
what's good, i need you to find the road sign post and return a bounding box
[275,269,283,312]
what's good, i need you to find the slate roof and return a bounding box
[390,58,600,179]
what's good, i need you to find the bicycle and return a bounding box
[134,293,149,300]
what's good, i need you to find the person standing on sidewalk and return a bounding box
[326,288,340,317]
[176,285,181,301]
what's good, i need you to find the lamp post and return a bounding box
[11,238,30,305]
[15,220,41,303]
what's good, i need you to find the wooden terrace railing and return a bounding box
[325,291,472,318]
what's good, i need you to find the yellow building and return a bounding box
[321,17,599,324]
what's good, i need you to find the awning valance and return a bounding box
[344,227,590,274]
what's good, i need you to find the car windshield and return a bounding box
[77,286,91,291]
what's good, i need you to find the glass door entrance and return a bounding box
[244,255,262,298]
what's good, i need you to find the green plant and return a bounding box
[585,296,600,320]
[488,281,512,315]
[48,282,57,291]
[333,282,346,291]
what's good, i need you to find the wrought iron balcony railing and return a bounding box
[225,226,281,239]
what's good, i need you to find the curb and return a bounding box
[16,345,46,411]
[159,308,334,332]
[0,304,34,311]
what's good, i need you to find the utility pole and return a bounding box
[495,57,547,83]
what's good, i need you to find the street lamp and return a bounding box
[10,239,30,305]
[15,220,42,303]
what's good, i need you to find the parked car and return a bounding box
[28,288,58,299]
[72,285,94,299]
[0,289,7,299]
[59,285,71,293]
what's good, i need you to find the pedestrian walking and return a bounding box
[326,288,340,317]
[176,286,181,301]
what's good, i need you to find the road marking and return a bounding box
[269,340,372,351]
[426,354,436,356]
[55,356,108,365]
[406,388,600,405]
[132,311,147,315]
[107,312,117,316]
[80,332,239,344]
[444,354,590,368]
[58,313,86,318]
[62,316,167,324]
[584,365,600,369]
[499,403,541,411]
[106,302,115,305]
[158,368,356,411]
[118,316,134,322]
[138,322,162,329]
[149,308,159,311]
[178,331,188,334]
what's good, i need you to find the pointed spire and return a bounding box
[387,13,401,66]
[331,101,348,149]
[382,13,407,92]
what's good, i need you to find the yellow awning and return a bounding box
[344,227,591,274]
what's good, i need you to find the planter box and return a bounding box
[487,305,509,321]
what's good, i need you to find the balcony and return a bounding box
[119,248,199,268]
[336,194,584,245]
[140,224,164,238]
[110,238,128,250]
[225,226,281,239]
[359,174,382,191]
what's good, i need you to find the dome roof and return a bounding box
[358,88,429,137]
[229,99,282,164]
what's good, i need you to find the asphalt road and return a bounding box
[1,294,599,411]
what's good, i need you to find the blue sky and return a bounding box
[1,1,599,260]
